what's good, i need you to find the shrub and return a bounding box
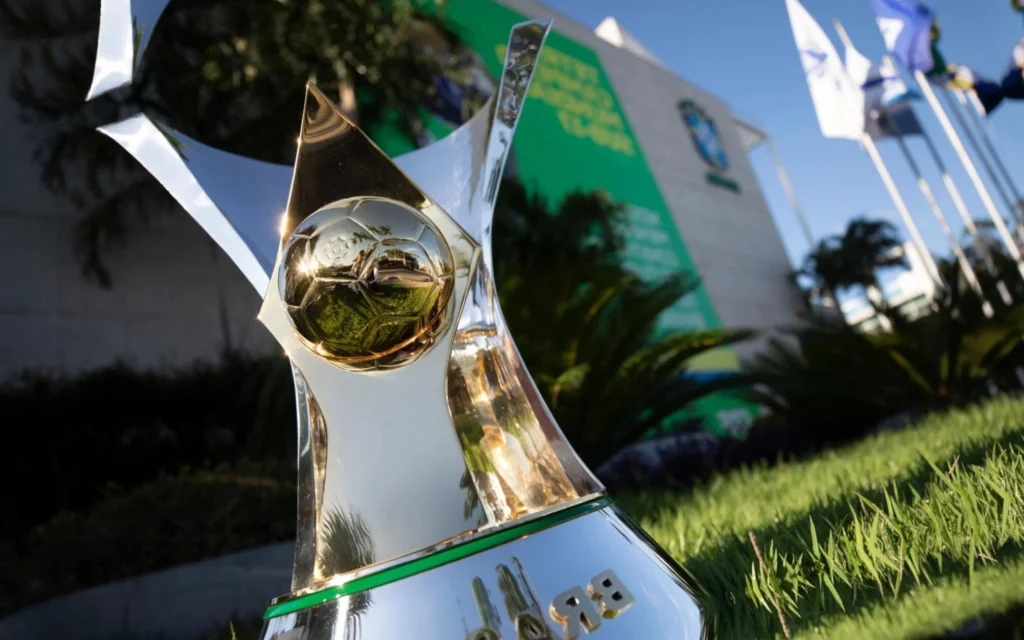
[0,462,295,616]
[0,353,296,538]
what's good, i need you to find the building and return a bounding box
[841,242,938,332]
[0,0,803,432]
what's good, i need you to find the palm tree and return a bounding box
[797,217,910,327]
[747,286,1024,438]
[3,0,465,285]
[494,179,754,467]
[959,219,1024,311]
[317,506,375,640]
[796,240,850,315]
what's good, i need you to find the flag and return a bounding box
[786,0,862,139]
[1004,38,1024,100]
[949,65,1006,115]
[879,57,921,106]
[842,37,923,139]
[952,39,1024,117]
[872,0,945,76]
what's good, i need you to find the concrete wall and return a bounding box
[0,38,275,380]
[605,59,804,337]
[0,209,276,379]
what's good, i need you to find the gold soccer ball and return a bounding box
[278,197,455,370]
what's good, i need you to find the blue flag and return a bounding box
[1003,67,1024,101]
[950,65,1006,115]
[977,79,1008,113]
[872,0,938,73]
[1005,39,1024,100]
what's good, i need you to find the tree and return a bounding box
[796,217,909,325]
[3,0,465,285]
[957,219,1024,316]
[494,179,754,467]
[747,284,1024,439]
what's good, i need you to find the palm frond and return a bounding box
[317,505,375,578]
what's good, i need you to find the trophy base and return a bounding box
[259,501,710,639]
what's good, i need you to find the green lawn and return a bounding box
[623,395,1024,639]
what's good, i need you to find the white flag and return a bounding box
[878,58,915,107]
[786,0,863,139]
[842,37,922,140]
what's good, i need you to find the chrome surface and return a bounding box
[257,22,602,592]
[291,365,326,592]
[260,82,484,587]
[444,21,599,524]
[97,115,280,293]
[91,8,631,607]
[86,0,171,100]
[278,197,456,369]
[260,506,709,640]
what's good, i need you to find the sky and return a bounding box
[542,0,1024,268]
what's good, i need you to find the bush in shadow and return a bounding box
[0,462,295,616]
[0,352,295,540]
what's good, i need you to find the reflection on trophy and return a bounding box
[401,18,496,145]
[89,9,711,640]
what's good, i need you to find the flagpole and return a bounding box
[941,88,1022,230]
[913,70,1024,283]
[831,20,943,289]
[860,132,945,288]
[960,82,1024,387]
[764,137,816,249]
[912,94,1015,306]
[887,115,994,317]
[954,87,1024,226]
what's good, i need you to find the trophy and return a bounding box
[88,4,711,638]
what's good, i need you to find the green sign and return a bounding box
[378,0,759,436]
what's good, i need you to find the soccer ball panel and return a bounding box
[307,217,379,281]
[279,236,313,306]
[415,232,451,277]
[350,198,428,242]
[278,196,456,370]
[297,283,379,357]
[370,240,440,282]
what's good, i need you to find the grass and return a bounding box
[624,395,1024,639]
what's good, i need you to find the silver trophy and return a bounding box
[88,4,711,638]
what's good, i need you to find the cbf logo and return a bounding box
[678,100,739,192]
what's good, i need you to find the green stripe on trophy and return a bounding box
[263,496,614,620]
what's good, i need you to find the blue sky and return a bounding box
[543,0,1024,267]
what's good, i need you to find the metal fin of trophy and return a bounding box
[88,5,711,638]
